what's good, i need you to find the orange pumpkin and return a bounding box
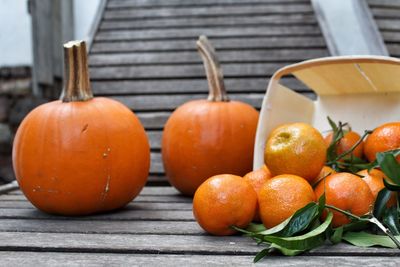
[162,36,259,196]
[12,41,150,215]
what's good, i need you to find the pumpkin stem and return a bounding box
[196,36,229,102]
[61,40,93,102]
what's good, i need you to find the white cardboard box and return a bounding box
[253,56,400,169]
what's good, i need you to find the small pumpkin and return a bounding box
[12,41,150,215]
[162,36,259,196]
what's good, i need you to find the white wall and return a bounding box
[0,0,32,66]
[0,0,101,67]
[73,0,101,41]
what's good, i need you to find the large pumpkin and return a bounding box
[12,41,150,215]
[162,36,259,196]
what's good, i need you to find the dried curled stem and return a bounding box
[196,35,229,102]
[61,40,93,102]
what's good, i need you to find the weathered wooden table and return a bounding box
[0,186,399,266]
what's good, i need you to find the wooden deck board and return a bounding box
[0,188,398,264]
[1,252,398,267]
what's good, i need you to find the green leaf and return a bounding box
[377,151,400,185]
[383,206,400,235]
[269,243,304,256]
[342,231,400,248]
[329,226,343,244]
[373,188,392,218]
[253,248,270,263]
[246,223,266,233]
[327,116,338,132]
[256,202,318,236]
[256,218,292,236]
[262,212,333,251]
[318,193,326,215]
[341,220,369,232]
[383,178,400,191]
[278,202,319,237]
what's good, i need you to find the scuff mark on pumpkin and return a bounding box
[101,175,111,202]
[102,148,111,158]
[81,124,88,133]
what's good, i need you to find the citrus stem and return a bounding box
[61,40,93,102]
[196,35,229,102]
[327,130,372,165]
[325,204,400,249]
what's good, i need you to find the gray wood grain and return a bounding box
[112,93,265,111]
[91,36,326,53]
[7,187,179,196]
[107,0,310,8]
[89,63,288,79]
[1,252,399,267]
[100,14,317,30]
[368,0,400,9]
[137,112,171,129]
[0,194,190,203]
[382,31,400,42]
[0,200,191,210]
[89,49,327,66]
[0,208,194,221]
[370,7,400,18]
[95,26,321,41]
[91,77,306,95]
[103,4,314,20]
[0,232,398,256]
[0,219,199,234]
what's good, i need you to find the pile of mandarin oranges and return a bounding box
[193,121,400,235]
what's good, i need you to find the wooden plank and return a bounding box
[382,31,400,42]
[95,26,321,41]
[375,18,400,31]
[0,253,399,267]
[0,194,191,203]
[370,7,400,19]
[111,94,266,111]
[113,92,314,113]
[0,201,191,210]
[137,112,171,129]
[0,209,194,222]
[0,219,199,234]
[100,14,317,30]
[103,5,314,20]
[148,130,162,150]
[387,43,400,56]
[91,77,307,95]
[91,36,326,53]
[6,186,176,196]
[0,232,398,256]
[89,63,288,79]
[150,152,163,173]
[89,49,327,66]
[107,0,311,8]
[368,0,400,9]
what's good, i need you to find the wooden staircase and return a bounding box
[88,0,331,185]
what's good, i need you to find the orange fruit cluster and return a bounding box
[192,121,399,235]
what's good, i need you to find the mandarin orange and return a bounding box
[324,131,364,159]
[243,165,272,221]
[258,174,315,228]
[357,169,397,207]
[193,174,257,236]
[314,172,374,227]
[312,166,337,186]
[364,122,400,162]
[264,123,326,182]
